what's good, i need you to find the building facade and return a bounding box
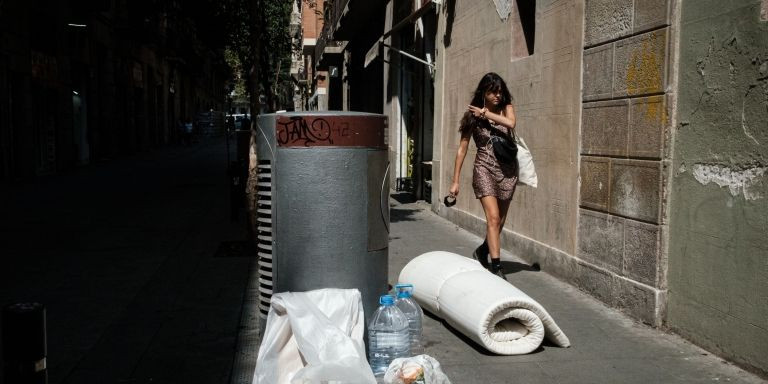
[290,0,333,112]
[306,0,437,199]
[0,0,230,180]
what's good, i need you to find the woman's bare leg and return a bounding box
[480,196,502,260]
[498,198,512,237]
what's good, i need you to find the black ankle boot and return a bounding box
[491,259,507,280]
[473,240,490,269]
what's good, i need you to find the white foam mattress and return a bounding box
[398,251,570,355]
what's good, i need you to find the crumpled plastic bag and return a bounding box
[383,355,452,384]
[252,288,376,384]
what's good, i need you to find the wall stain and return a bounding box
[626,32,668,126]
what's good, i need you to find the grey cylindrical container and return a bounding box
[254,111,389,331]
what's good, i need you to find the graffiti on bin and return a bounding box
[275,115,386,148]
[276,116,340,146]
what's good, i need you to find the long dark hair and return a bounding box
[459,72,513,135]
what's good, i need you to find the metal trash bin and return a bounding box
[254,112,389,329]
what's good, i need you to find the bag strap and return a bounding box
[487,122,513,142]
[485,108,514,139]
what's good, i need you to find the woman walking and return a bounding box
[449,72,517,278]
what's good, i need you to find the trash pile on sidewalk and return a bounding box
[252,288,450,384]
[252,251,571,383]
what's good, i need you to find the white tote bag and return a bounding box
[515,135,537,188]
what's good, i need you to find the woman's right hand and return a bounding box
[449,182,459,197]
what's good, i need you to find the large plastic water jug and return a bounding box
[395,283,424,355]
[368,294,410,376]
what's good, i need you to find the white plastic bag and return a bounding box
[516,135,537,188]
[383,355,452,384]
[252,288,376,384]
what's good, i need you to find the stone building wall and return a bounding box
[578,0,676,325]
[434,0,584,289]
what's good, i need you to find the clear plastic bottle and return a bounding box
[368,294,410,377]
[395,283,424,355]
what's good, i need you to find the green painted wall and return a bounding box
[669,0,768,376]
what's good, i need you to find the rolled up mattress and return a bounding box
[398,251,570,355]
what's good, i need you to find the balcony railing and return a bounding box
[314,0,346,63]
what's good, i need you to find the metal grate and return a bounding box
[256,160,273,320]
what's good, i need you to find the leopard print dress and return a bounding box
[471,120,518,200]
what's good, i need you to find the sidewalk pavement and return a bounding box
[381,197,765,383]
[233,193,765,383]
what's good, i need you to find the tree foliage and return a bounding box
[256,0,294,111]
[224,48,248,104]
[182,0,255,100]
[183,0,294,111]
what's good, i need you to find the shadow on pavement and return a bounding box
[390,206,419,222]
[390,192,417,204]
[422,310,547,356]
[501,260,541,273]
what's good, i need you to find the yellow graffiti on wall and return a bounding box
[626,31,668,125]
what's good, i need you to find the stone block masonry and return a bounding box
[584,0,671,46]
[579,0,673,327]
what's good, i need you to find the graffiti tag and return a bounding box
[276,116,352,146]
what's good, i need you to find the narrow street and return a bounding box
[0,138,250,383]
[1,137,764,383]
